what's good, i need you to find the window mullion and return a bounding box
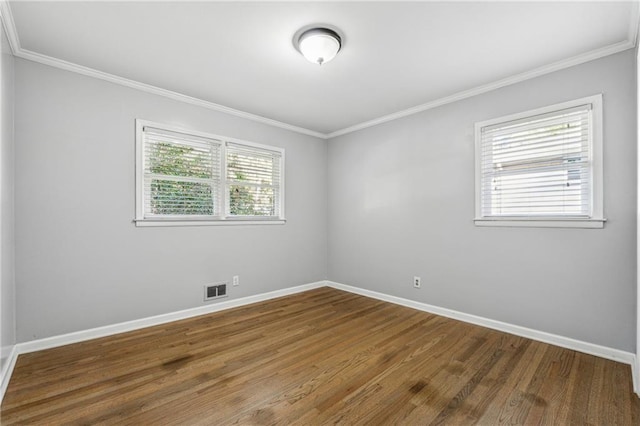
[220,142,228,219]
[146,173,213,185]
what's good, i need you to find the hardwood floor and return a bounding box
[2,287,639,425]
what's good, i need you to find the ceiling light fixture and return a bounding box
[294,27,342,65]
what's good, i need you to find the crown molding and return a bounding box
[1,1,638,141]
[0,2,327,140]
[327,39,635,138]
[15,48,328,139]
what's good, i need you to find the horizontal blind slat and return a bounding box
[481,163,588,179]
[482,105,590,134]
[482,125,589,149]
[481,137,588,156]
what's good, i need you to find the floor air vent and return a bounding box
[204,283,228,301]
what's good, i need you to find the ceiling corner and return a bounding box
[628,0,640,47]
[0,1,20,55]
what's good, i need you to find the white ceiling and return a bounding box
[5,1,638,137]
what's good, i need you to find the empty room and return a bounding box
[0,0,640,424]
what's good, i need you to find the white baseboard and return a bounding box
[0,281,323,405]
[0,344,18,402]
[2,280,638,403]
[325,281,638,371]
[634,355,640,395]
[17,281,326,355]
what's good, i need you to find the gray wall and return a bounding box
[14,59,327,341]
[1,21,15,369]
[328,50,637,352]
[636,44,640,368]
[10,47,638,353]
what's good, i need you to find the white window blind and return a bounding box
[143,126,221,218]
[226,143,282,217]
[474,95,604,228]
[135,120,285,226]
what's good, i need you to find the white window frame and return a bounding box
[135,120,285,227]
[474,94,605,229]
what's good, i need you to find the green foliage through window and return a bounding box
[150,179,214,215]
[146,140,217,216]
[227,149,280,216]
[148,142,212,179]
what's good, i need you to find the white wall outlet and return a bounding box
[233,275,239,286]
[413,276,421,288]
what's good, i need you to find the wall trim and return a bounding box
[633,356,640,395]
[0,2,325,140]
[325,280,639,395]
[15,281,325,355]
[0,280,322,404]
[1,2,638,140]
[17,49,327,139]
[0,344,18,403]
[1,281,638,403]
[326,40,634,138]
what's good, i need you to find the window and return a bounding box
[135,120,285,226]
[474,95,604,228]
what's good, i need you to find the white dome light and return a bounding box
[295,27,342,65]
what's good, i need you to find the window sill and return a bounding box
[474,218,606,229]
[134,218,286,227]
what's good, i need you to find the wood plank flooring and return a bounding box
[2,287,639,424]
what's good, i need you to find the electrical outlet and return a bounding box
[233,275,239,286]
[413,276,421,288]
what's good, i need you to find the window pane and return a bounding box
[479,104,592,218]
[227,152,277,185]
[490,170,586,216]
[226,143,282,218]
[149,179,214,215]
[147,141,213,179]
[229,185,276,216]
